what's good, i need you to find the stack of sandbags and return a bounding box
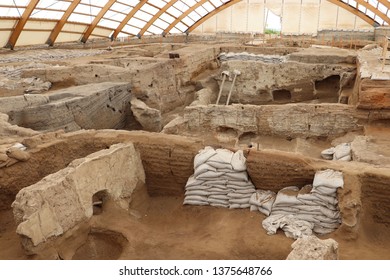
[262,169,343,239]
[184,146,256,209]
[249,190,276,216]
[321,143,351,161]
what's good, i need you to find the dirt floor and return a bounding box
[1,192,389,260]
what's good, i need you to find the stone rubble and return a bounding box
[286,235,339,260]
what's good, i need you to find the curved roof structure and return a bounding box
[0,0,242,49]
[330,0,390,27]
[0,0,389,49]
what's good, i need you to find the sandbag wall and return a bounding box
[183,146,256,208]
[262,169,343,239]
[184,147,344,239]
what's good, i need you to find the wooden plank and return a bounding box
[137,0,180,38]
[80,0,116,43]
[186,0,242,34]
[47,0,81,46]
[111,0,148,40]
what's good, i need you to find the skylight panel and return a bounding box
[154,18,170,29]
[167,6,183,17]
[111,2,132,13]
[160,12,175,24]
[195,6,208,17]
[148,0,167,9]
[188,11,202,21]
[141,3,160,15]
[203,2,215,12]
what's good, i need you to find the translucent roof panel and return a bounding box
[338,0,389,26]
[1,0,388,49]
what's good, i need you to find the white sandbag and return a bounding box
[250,205,258,212]
[313,225,338,235]
[203,180,228,186]
[183,200,209,206]
[194,146,217,169]
[185,190,210,196]
[311,185,339,196]
[249,190,276,207]
[230,203,251,209]
[226,185,254,191]
[229,197,250,204]
[249,190,276,216]
[194,163,216,177]
[225,171,248,182]
[337,154,352,161]
[291,205,339,220]
[231,150,247,171]
[262,214,314,239]
[321,147,335,160]
[312,169,344,189]
[227,180,254,187]
[262,214,288,235]
[227,192,253,199]
[184,195,208,202]
[11,143,27,151]
[283,219,314,239]
[298,194,338,210]
[273,186,301,206]
[185,185,210,191]
[185,175,205,188]
[208,198,229,205]
[207,161,232,170]
[233,188,256,194]
[210,203,229,208]
[208,186,229,193]
[238,204,251,208]
[208,148,234,165]
[196,170,225,180]
[258,207,272,216]
[315,215,340,224]
[209,194,229,200]
[229,204,242,209]
[333,143,351,161]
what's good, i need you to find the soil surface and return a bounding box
[1,194,389,260]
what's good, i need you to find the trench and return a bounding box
[1,133,390,260]
[1,44,389,261]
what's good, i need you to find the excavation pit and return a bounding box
[1,38,390,261]
[72,229,127,260]
[0,131,389,260]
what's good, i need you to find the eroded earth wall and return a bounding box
[2,82,134,132]
[12,143,145,253]
[164,104,369,138]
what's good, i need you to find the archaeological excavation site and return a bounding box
[0,0,390,261]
